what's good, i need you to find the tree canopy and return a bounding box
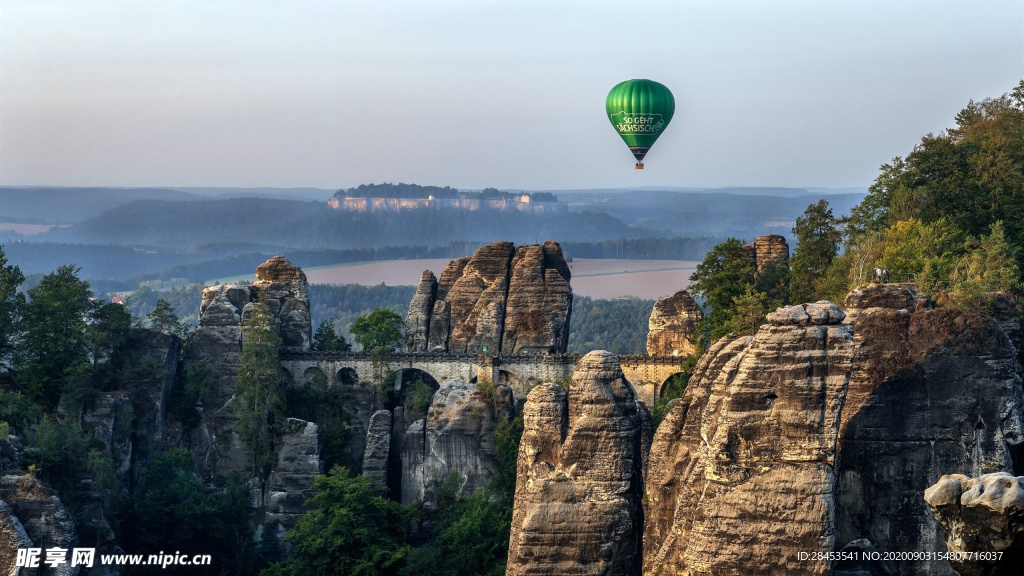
[351,308,405,352]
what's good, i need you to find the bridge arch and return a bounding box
[336,367,358,386]
[393,368,441,422]
[279,367,294,387]
[302,366,327,385]
[658,372,687,398]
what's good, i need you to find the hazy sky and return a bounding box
[2,1,1021,191]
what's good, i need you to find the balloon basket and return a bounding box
[635,162,644,170]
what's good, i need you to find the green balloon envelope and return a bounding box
[606,79,675,163]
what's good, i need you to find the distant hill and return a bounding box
[556,189,866,238]
[168,187,335,201]
[40,196,651,249]
[0,187,202,223]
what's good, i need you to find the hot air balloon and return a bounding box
[606,79,674,169]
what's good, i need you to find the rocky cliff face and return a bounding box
[400,380,514,509]
[646,290,703,357]
[835,285,1024,576]
[925,472,1024,576]
[643,302,854,576]
[407,241,572,355]
[0,472,79,576]
[637,284,1022,576]
[262,418,323,552]
[185,255,312,478]
[506,351,644,576]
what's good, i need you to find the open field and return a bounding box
[291,258,697,300]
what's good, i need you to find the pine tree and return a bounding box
[312,318,351,352]
[790,200,842,304]
[235,293,286,480]
[147,298,184,336]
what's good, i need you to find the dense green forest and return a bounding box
[566,296,655,355]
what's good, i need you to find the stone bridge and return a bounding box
[278,351,687,406]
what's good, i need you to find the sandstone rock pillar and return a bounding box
[506,351,643,576]
[646,289,703,357]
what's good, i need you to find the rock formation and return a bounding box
[834,285,1023,576]
[642,301,854,576]
[263,419,323,550]
[407,241,572,355]
[362,410,392,488]
[646,290,703,356]
[400,380,514,508]
[742,234,790,279]
[185,255,312,478]
[925,472,1024,576]
[251,255,312,353]
[637,285,1023,576]
[405,271,438,352]
[446,241,516,354]
[0,473,79,576]
[501,242,573,355]
[506,351,643,576]
[841,282,930,324]
[0,500,32,576]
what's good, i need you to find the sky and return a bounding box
[1,1,1021,191]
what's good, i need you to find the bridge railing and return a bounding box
[279,350,688,366]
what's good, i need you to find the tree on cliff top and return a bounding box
[847,80,1024,273]
[235,292,286,480]
[688,238,757,341]
[789,200,842,303]
[14,265,95,408]
[351,308,404,352]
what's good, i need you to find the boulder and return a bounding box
[925,473,1024,576]
[646,290,703,357]
[841,282,930,324]
[506,351,643,576]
